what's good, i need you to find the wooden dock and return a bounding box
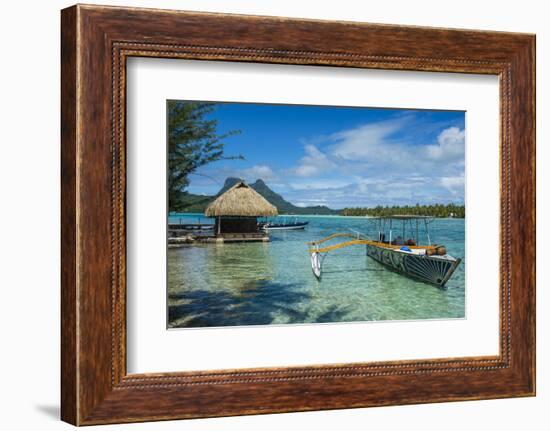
[210,233,269,243]
[168,223,213,231]
[168,232,269,247]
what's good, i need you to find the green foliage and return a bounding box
[340,203,465,218]
[170,194,213,213]
[168,101,241,212]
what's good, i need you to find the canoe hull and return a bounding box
[366,244,461,287]
[260,221,309,231]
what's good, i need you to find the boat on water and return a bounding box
[307,215,461,287]
[259,218,309,231]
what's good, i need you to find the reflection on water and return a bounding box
[168,216,465,328]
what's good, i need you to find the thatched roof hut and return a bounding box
[205,181,277,238]
[205,181,278,217]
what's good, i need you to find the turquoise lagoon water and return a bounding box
[167,214,465,328]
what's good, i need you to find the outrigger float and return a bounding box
[308,215,461,288]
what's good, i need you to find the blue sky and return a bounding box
[183,102,465,209]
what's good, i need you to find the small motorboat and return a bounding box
[307,215,461,287]
[259,218,309,231]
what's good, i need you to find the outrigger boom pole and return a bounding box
[307,232,440,280]
[307,233,436,254]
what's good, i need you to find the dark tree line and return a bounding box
[340,203,465,218]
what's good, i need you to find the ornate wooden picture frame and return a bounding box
[61,4,535,425]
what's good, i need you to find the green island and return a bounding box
[340,203,465,218]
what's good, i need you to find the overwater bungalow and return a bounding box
[205,181,278,242]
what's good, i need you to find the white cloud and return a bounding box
[329,118,406,160]
[288,179,351,190]
[293,198,328,207]
[292,144,336,177]
[277,121,466,208]
[294,164,318,177]
[275,173,464,209]
[327,121,464,170]
[425,127,465,161]
[440,175,465,195]
[239,164,276,181]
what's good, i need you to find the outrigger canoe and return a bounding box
[307,215,461,288]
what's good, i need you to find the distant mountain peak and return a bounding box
[216,177,338,215]
[217,177,243,195]
[179,177,338,215]
[223,176,242,186]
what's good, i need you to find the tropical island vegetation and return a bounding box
[168,101,242,212]
[340,203,465,218]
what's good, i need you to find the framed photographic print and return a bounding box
[61,4,535,425]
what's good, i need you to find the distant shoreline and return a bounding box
[168,212,465,220]
[176,179,464,218]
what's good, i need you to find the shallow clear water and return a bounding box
[168,214,465,328]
